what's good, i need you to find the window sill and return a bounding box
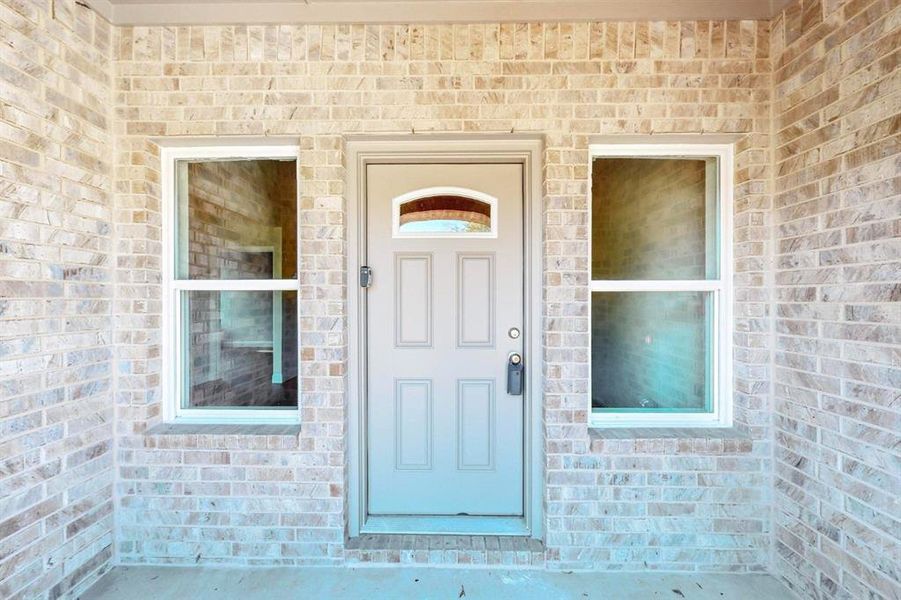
[148,422,301,436]
[144,422,302,448]
[589,426,749,440]
[588,426,753,454]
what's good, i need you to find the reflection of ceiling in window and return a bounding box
[398,195,491,232]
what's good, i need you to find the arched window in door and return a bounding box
[392,187,498,238]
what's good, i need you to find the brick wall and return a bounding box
[111,20,774,571]
[0,1,114,598]
[771,0,900,598]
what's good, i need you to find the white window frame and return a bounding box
[160,142,301,424]
[588,143,734,428]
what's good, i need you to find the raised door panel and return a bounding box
[456,379,495,470]
[395,379,432,470]
[394,253,432,348]
[457,254,495,348]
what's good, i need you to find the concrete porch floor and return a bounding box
[81,566,792,599]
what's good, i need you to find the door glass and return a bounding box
[591,157,719,280]
[395,190,495,236]
[181,290,298,409]
[591,291,712,413]
[175,158,297,279]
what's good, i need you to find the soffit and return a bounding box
[92,0,795,26]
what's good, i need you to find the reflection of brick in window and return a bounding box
[399,195,491,231]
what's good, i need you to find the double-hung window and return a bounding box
[589,143,733,428]
[162,143,300,423]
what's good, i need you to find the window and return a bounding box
[162,144,299,423]
[392,187,497,237]
[589,143,733,428]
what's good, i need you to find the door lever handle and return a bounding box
[507,352,524,396]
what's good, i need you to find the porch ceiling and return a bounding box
[93,0,794,26]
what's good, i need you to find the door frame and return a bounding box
[346,135,544,540]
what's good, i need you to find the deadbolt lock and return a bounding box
[507,352,524,395]
[360,266,373,288]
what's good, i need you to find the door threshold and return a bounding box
[362,515,529,536]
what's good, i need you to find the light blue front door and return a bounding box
[366,162,525,516]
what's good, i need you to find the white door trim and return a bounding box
[346,135,544,540]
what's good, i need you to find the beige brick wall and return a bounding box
[0,0,114,598]
[771,0,900,598]
[111,19,774,570]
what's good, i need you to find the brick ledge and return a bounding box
[588,427,754,454]
[145,422,302,437]
[589,426,751,440]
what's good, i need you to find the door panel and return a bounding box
[394,379,432,470]
[457,379,495,470]
[457,254,495,348]
[367,163,524,517]
[394,254,433,347]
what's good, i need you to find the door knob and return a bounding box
[507,353,524,396]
